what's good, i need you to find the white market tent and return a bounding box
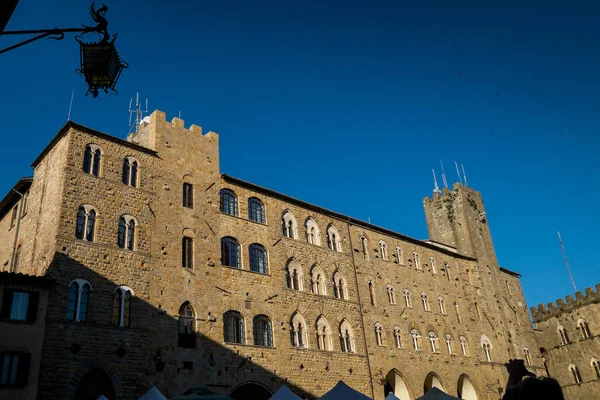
[269,385,303,400]
[416,387,460,400]
[139,386,168,400]
[318,381,372,400]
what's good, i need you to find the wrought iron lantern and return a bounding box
[1,3,128,97]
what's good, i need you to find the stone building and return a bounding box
[531,285,600,400]
[0,110,544,400]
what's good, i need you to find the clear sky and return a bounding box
[1,0,599,310]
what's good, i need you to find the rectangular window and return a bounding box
[1,290,38,323]
[182,237,193,269]
[183,183,194,209]
[10,206,18,229]
[0,352,30,388]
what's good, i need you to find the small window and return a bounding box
[592,358,600,379]
[403,289,412,307]
[340,320,355,353]
[183,183,194,209]
[66,279,91,322]
[410,329,421,351]
[20,191,29,218]
[291,312,308,348]
[253,315,273,347]
[454,301,461,323]
[428,331,439,353]
[305,218,321,246]
[178,302,195,348]
[444,262,451,280]
[386,285,396,304]
[393,326,402,348]
[327,225,342,252]
[482,341,492,362]
[221,237,241,269]
[0,352,31,388]
[395,246,402,264]
[112,287,133,328]
[248,198,266,224]
[368,281,376,306]
[118,216,136,250]
[445,334,453,354]
[287,261,303,291]
[578,319,592,340]
[224,311,245,344]
[413,252,420,269]
[379,241,388,261]
[282,210,298,239]
[75,205,96,242]
[429,257,436,274]
[558,325,570,345]
[459,336,468,356]
[374,323,384,346]
[1,290,38,323]
[523,347,531,366]
[333,271,348,300]
[569,364,582,384]
[10,206,18,229]
[421,292,429,311]
[83,145,102,177]
[220,189,238,216]
[438,296,446,314]
[182,237,194,269]
[249,244,268,274]
[316,316,333,351]
[360,236,369,260]
[310,265,326,295]
[122,158,139,187]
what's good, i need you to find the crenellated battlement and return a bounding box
[423,182,483,203]
[530,283,600,322]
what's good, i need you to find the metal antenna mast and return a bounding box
[128,93,148,135]
[432,169,441,195]
[558,231,577,292]
[440,160,448,189]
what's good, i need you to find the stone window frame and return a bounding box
[481,335,493,362]
[393,326,402,348]
[326,224,342,252]
[249,243,269,275]
[220,188,239,217]
[178,302,196,348]
[221,236,242,269]
[112,286,133,328]
[459,336,468,356]
[66,278,92,322]
[438,296,446,314]
[75,204,97,242]
[83,143,102,177]
[577,318,592,340]
[374,322,385,346]
[122,156,140,187]
[386,284,396,305]
[339,319,356,353]
[305,217,321,246]
[117,215,137,251]
[569,363,582,384]
[429,256,436,274]
[591,358,600,379]
[253,315,273,347]
[360,236,369,260]
[182,230,195,269]
[379,240,388,261]
[248,197,266,224]
[310,264,326,295]
[523,346,531,366]
[281,210,298,239]
[557,325,570,345]
[445,334,453,354]
[421,292,430,311]
[395,246,403,264]
[291,312,309,348]
[224,310,245,345]
[428,331,439,353]
[286,259,304,291]
[332,270,349,300]
[403,289,412,308]
[413,251,421,270]
[368,281,376,306]
[410,328,421,351]
[316,315,333,351]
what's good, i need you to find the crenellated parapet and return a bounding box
[530,284,600,322]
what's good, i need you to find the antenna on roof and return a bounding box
[455,161,463,185]
[67,89,75,121]
[461,164,468,187]
[440,160,448,189]
[558,231,577,292]
[128,92,148,135]
[432,169,441,195]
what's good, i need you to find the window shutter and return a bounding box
[26,292,39,323]
[16,353,31,388]
[1,290,14,320]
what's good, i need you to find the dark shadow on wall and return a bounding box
[37,252,318,400]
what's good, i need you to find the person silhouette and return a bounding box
[503,359,564,400]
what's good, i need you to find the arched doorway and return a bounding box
[384,370,411,399]
[457,375,478,400]
[423,372,445,393]
[74,368,115,400]
[229,382,273,400]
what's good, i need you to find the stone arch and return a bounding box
[67,359,123,400]
[229,381,273,400]
[385,369,412,400]
[424,371,445,393]
[457,374,478,400]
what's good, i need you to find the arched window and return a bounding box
[21,191,29,217]
[360,236,369,260]
[523,347,531,366]
[248,198,266,224]
[591,358,600,379]
[122,157,139,187]
[178,302,195,348]
[340,320,355,353]
[387,285,396,304]
[482,338,492,362]
[112,286,133,328]
[316,316,333,351]
[291,312,308,348]
[375,323,384,346]
[445,334,453,354]
[569,364,582,384]
[368,281,376,306]
[403,289,412,307]
[281,210,298,239]
[393,326,402,348]
[249,244,268,274]
[310,265,326,295]
[438,296,446,314]
[413,252,421,269]
[66,279,91,322]
[428,331,439,352]
[558,325,570,345]
[333,271,348,300]
[459,336,468,356]
[444,261,450,280]
[183,182,194,209]
[286,259,304,291]
[454,302,461,323]
[75,205,96,242]
[118,215,136,250]
[410,329,421,351]
[220,189,238,217]
[221,237,241,269]
[224,311,245,344]
[429,257,436,274]
[253,315,273,347]
[379,240,388,261]
[182,234,194,269]
[83,144,102,177]
[327,224,342,252]
[578,319,592,339]
[305,218,321,246]
[395,246,403,264]
[421,292,430,311]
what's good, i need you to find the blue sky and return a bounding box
[1,0,599,310]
